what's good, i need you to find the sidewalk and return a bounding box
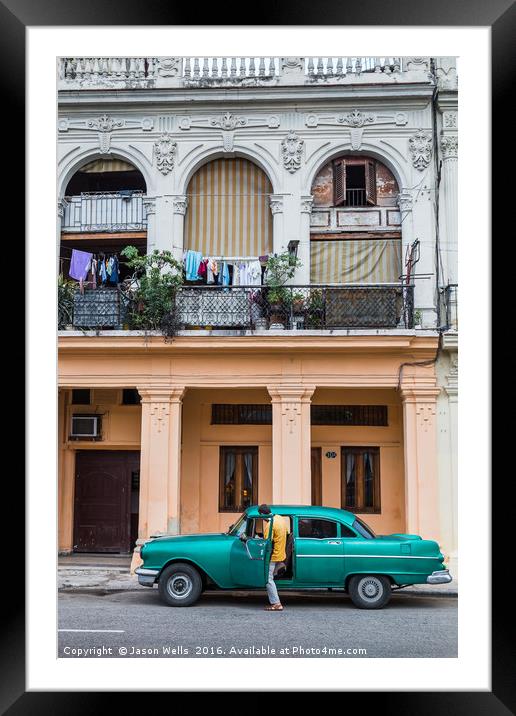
[58,560,457,597]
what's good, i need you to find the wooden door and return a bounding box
[73,450,140,553]
[311,447,322,505]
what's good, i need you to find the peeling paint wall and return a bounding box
[312,156,399,207]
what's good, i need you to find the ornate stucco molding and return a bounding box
[57,113,155,154]
[305,108,408,150]
[397,190,413,213]
[269,195,284,215]
[281,131,304,173]
[153,132,177,175]
[178,111,280,153]
[409,129,433,171]
[300,195,314,214]
[172,195,189,215]
[440,134,458,160]
[142,197,156,215]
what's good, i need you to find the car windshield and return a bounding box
[353,517,376,539]
[227,513,247,536]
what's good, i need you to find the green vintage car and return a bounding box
[135,505,452,609]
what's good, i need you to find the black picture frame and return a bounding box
[4,0,509,709]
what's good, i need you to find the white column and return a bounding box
[269,194,286,254]
[171,195,188,262]
[57,200,65,275]
[297,195,313,284]
[142,197,156,252]
[153,195,174,254]
[440,134,458,285]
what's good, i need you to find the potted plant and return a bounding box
[291,291,306,315]
[58,274,76,329]
[306,288,325,328]
[121,246,183,332]
[414,309,423,329]
[264,252,301,329]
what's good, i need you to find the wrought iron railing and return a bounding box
[59,284,414,333]
[439,284,458,331]
[61,192,147,233]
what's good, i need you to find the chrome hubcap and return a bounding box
[359,577,383,601]
[167,573,193,599]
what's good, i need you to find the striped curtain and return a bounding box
[184,158,273,257]
[310,239,402,284]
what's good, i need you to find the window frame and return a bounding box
[332,157,377,207]
[295,517,341,540]
[218,446,259,513]
[341,446,381,514]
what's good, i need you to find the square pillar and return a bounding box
[268,385,315,504]
[131,386,185,573]
[400,369,441,542]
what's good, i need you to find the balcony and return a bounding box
[58,284,415,333]
[439,284,458,332]
[57,57,436,91]
[61,192,147,233]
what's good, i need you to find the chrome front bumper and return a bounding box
[427,569,453,584]
[135,567,159,587]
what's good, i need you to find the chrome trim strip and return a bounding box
[135,567,160,575]
[297,554,442,559]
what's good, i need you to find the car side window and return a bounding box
[298,518,338,539]
[341,525,358,538]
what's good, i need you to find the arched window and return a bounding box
[60,158,148,284]
[310,155,401,285]
[184,158,273,258]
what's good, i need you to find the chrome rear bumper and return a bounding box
[427,569,452,584]
[135,567,159,587]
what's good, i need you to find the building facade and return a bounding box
[57,56,458,576]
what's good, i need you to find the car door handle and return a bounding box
[328,540,342,545]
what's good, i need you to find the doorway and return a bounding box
[73,450,140,553]
[311,447,322,505]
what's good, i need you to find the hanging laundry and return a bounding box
[109,256,119,284]
[99,258,108,285]
[69,249,93,282]
[185,250,203,281]
[247,260,262,286]
[221,261,230,287]
[197,259,208,280]
[90,258,98,289]
[207,258,218,285]
[232,262,241,286]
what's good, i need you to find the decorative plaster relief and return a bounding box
[300,196,313,213]
[178,111,280,153]
[409,129,433,170]
[440,134,458,159]
[172,196,189,215]
[153,133,177,175]
[397,191,413,212]
[281,131,304,173]
[150,404,170,433]
[281,57,304,74]
[443,112,457,129]
[416,404,436,432]
[269,196,284,215]
[282,402,302,433]
[305,109,408,150]
[142,198,156,215]
[156,57,182,78]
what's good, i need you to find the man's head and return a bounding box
[258,504,271,515]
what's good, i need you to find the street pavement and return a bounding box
[58,589,457,658]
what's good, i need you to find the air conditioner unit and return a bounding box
[70,414,101,438]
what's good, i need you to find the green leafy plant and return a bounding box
[121,246,184,330]
[58,274,76,329]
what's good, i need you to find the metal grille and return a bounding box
[212,404,272,425]
[62,192,147,233]
[72,288,128,329]
[311,405,388,426]
[175,287,251,328]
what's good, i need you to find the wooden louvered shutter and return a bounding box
[365,160,377,205]
[333,160,346,206]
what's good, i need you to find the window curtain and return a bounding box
[346,453,356,507]
[310,238,402,284]
[79,159,136,173]
[243,452,253,490]
[363,452,374,508]
[184,158,273,258]
[224,452,236,508]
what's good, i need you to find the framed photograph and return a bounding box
[5,0,508,707]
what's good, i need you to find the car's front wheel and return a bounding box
[158,563,203,607]
[348,575,391,609]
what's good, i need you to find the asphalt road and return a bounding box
[58,589,457,658]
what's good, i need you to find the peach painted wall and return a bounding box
[180,386,404,536]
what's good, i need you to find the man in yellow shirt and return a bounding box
[259,504,288,611]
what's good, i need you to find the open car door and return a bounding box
[230,515,273,587]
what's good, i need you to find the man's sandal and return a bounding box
[264,604,284,611]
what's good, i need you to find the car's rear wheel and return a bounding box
[348,575,391,609]
[158,563,203,607]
